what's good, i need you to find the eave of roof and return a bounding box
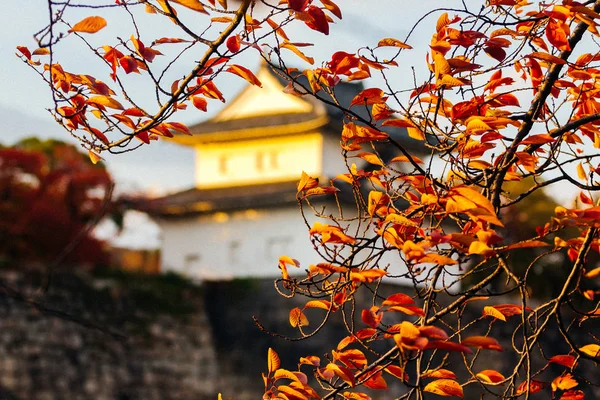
[139,180,301,218]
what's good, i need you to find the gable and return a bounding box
[212,64,313,122]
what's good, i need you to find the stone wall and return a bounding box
[0,268,218,400]
[0,269,598,399]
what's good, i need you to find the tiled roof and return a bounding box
[139,181,301,217]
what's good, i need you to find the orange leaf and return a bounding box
[350,88,387,107]
[528,52,566,65]
[297,171,319,192]
[460,336,503,351]
[226,64,262,87]
[87,95,124,110]
[423,379,464,398]
[69,16,107,34]
[268,348,280,373]
[289,307,309,327]
[476,370,505,384]
[516,380,545,396]
[377,38,412,49]
[320,0,342,19]
[277,385,309,400]
[324,363,356,387]
[552,373,578,393]
[423,369,457,380]
[170,0,209,13]
[32,48,50,56]
[280,42,315,64]
[192,96,208,111]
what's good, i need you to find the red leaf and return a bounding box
[288,0,309,11]
[192,96,208,111]
[305,6,329,35]
[226,35,241,53]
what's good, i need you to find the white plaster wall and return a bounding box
[157,205,425,286]
[158,206,318,280]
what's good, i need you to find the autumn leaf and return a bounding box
[548,355,577,369]
[88,150,103,164]
[268,348,280,373]
[552,373,578,393]
[579,344,600,357]
[226,64,262,87]
[516,380,545,396]
[476,370,505,385]
[170,0,209,13]
[460,336,503,351]
[69,16,107,34]
[226,35,241,53]
[423,369,457,380]
[324,363,355,387]
[350,88,387,107]
[377,38,412,49]
[423,379,464,397]
[289,307,309,327]
[320,0,342,19]
[87,95,124,110]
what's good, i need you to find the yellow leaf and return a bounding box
[482,306,507,322]
[377,37,412,49]
[280,42,314,65]
[87,95,124,110]
[357,152,383,166]
[579,344,600,357]
[268,348,280,373]
[424,379,464,397]
[585,267,600,278]
[69,16,107,34]
[439,74,467,87]
[407,126,425,140]
[450,186,496,215]
[468,241,495,256]
[577,162,587,181]
[552,373,578,392]
[88,150,103,164]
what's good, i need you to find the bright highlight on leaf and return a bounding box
[424,379,464,397]
[69,16,107,34]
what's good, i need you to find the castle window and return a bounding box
[219,155,228,175]
[256,152,265,171]
[270,151,279,169]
